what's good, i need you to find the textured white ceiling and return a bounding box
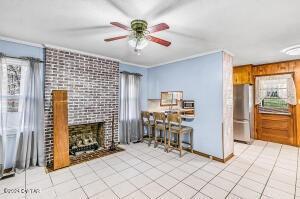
[0,0,300,67]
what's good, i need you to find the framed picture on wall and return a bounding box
[160,91,183,106]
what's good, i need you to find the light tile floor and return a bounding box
[1,140,300,199]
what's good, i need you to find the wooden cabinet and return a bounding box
[253,62,295,76]
[233,65,253,85]
[53,90,70,170]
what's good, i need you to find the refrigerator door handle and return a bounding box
[233,119,249,124]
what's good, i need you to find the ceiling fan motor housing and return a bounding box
[131,19,148,34]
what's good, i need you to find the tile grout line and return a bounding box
[49,167,81,198]
[27,142,255,199]
[126,143,214,199]
[266,148,299,196]
[85,154,136,199]
[294,147,299,199]
[124,143,185,199]
[18,141,285,199]
[96,148,163,198]
[258,144,283,199]
[148,143,251,199]
[0,143,258,198]
[66,153,129,198]
[5,142,264,198]
[125,144,173,198]
[189,142,252,198]
[226,142,269,198]
[136,143,209,199]
[54,142,281,199]
[69,166,90,198]
[118,144,169,198]
[197,142,257,198]
[162,156,211,198]
[114,146,170,199]
[97,143,179,199]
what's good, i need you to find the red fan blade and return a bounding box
[146,35,171,47]
[104,35,128,42]
[110,22,130,30]
[148,23,169,33]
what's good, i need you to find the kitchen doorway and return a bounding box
[255,74,297,145]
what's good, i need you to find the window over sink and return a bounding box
[259,87,289,114]
[255,74,296,114]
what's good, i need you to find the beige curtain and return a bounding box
[255,74,297,105]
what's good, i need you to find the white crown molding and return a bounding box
[222,49,235,57]
[0,35,44,48]
[149,49,235,68]
[43,44,120,62]
[45,44,151,68]
[119,60,149,68]
[0,36,236,68]
[44,44,151,67]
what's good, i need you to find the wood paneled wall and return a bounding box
[252,60,300,146]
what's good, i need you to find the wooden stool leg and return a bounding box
[190,130,194,153]
[158,129,161,146]
[154,128,157,148]
[148,126,151,147]
[164,129,167,152]
[159,130,164,144]
[141,126,144,143]
[168,131,171,153]
[160,130,162,145]
[179,133,182,157]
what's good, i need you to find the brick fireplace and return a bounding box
[44,47,119,166]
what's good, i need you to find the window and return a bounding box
[256,75,296,114]
[7,64,21,112]
[259,88,289,114]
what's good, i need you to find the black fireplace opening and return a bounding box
[69,122,104,156]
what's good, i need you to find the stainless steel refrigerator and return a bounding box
[233,84,254,144]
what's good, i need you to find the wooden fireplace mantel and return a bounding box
[53,90,70,170]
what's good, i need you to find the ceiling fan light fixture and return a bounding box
[128,34,148,50]
[281,45,300,55]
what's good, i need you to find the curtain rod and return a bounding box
[0,53,44,63]
[120,71,143,77]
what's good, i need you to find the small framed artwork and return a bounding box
[160,91,183,106]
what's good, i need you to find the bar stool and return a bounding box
[153,112,167,151]
[141,111,154,146]
[167,113,193,157]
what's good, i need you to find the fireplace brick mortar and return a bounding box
[44,47,119,166]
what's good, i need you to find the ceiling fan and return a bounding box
[104,19,171,55]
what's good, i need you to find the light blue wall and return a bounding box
[119,63,148,110]
[0,40,44,60]
[148,52,224,158]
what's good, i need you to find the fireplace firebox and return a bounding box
[69,122,104,156]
